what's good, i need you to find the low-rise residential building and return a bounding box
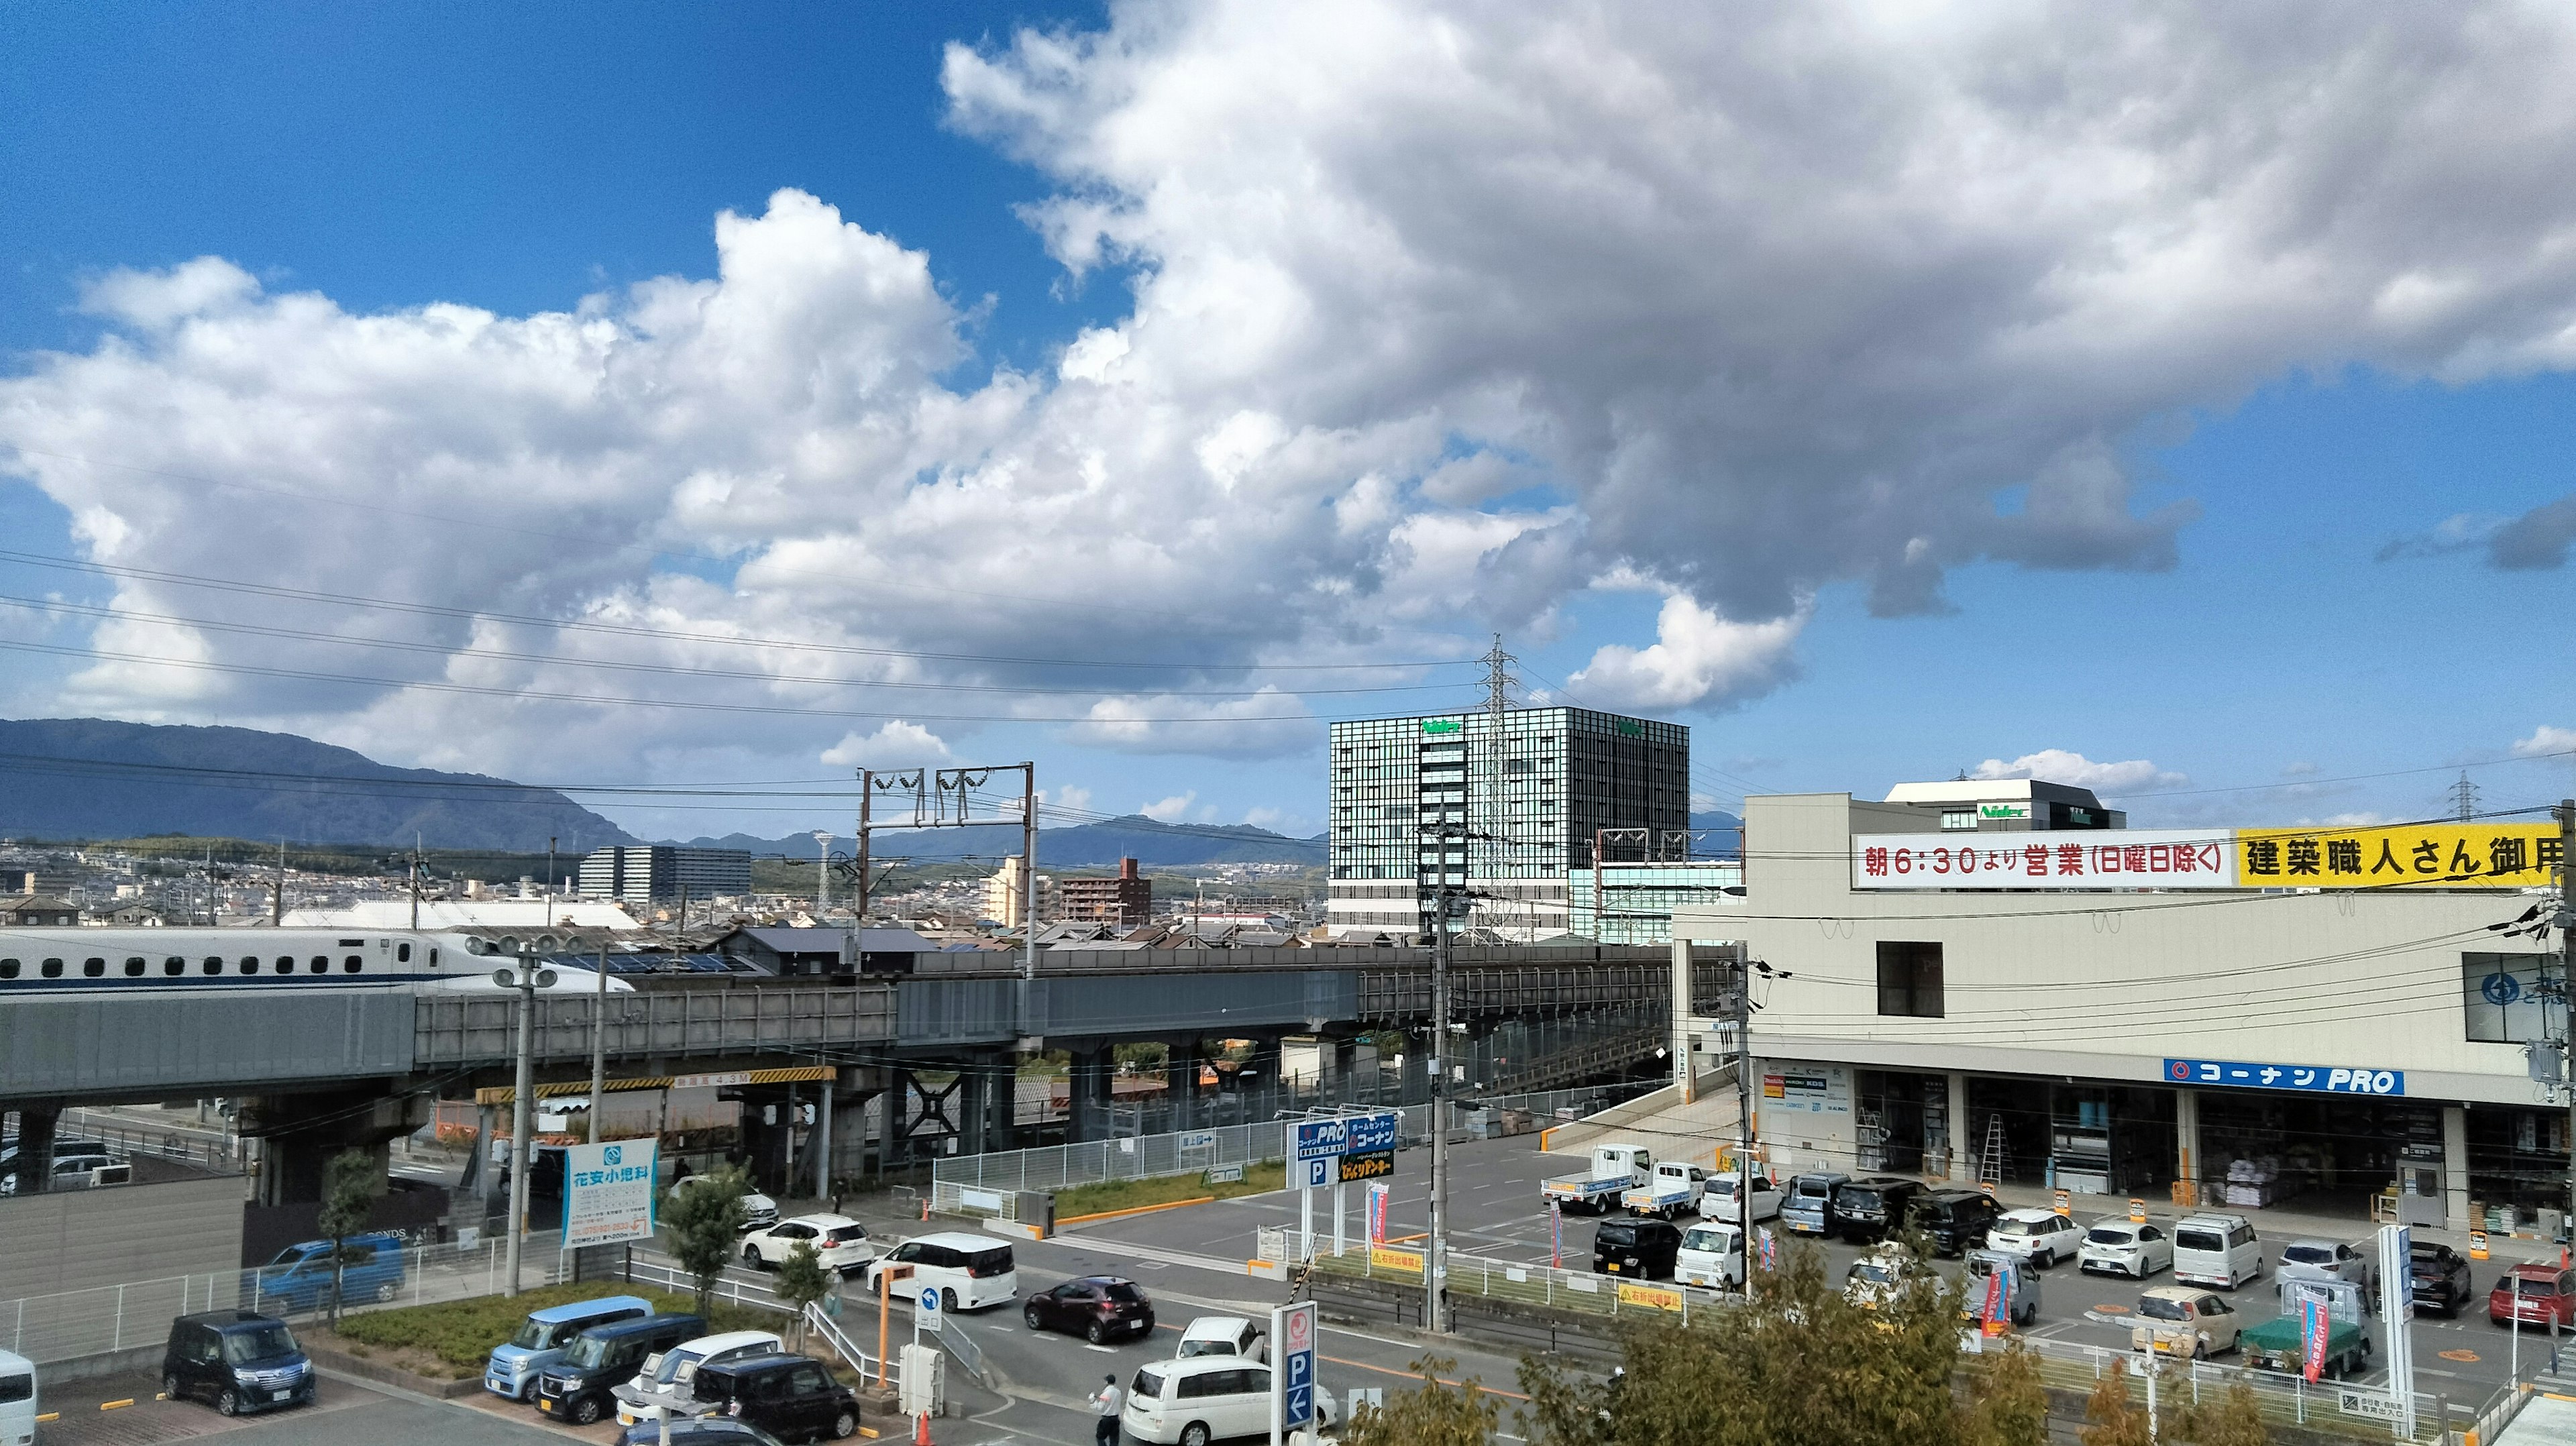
[1,894,78,926]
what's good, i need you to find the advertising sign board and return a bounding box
[2163,1058,2404,1096]
[559,1138,659,1249]
[1289,1112,1401,1164]
[1854,830,2231,890]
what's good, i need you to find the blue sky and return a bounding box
[3,3,2573,844]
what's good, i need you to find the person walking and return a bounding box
[1091,1372,1124,1445]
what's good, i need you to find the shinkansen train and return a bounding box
[0,927,633,997]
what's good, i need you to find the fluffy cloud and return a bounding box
[2381,495,2576,569]
[820,720,952,768]
[17,3,2576,769]
[1139,791,1196,823]
[1971,749,2187,795]
[2515,725,2576,759]
[1568,593,1806,712]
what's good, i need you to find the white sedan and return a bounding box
[667,1172,779,1230]
[739,1213,873,1274]
[2079,1221,2175,1278]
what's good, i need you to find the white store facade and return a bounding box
[1673,788,2569,1232]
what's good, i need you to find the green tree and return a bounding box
[2176,1379,2269,1446]
[771,1240,835,1350]
[1521,1235,1968,1446]
[1340,1356,1499,1446]
[315,1148,383,1328]
[1960,1341,2051,1446]
[661,1167,750,1319]
[2080,1358,2151,1446]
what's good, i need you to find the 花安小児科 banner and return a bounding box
[561,1137,660,1249]
[2237,823,2559,889]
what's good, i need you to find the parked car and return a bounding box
[739,1215,873,1275]
[1984,1209,2083,1270]
[1962,1249,2041,1327]
[1910,1190,2002,1257]
[485,1295,655,1402]
[0,1144,120,1195]
[1831,1177,1925,1243]
[2410,1242,2475,1317]
[162,1311,313,1416]
[1173,1316,1265,1361]
[2491,1264,2576,1329]
[1843,1245,1929,1311]
[2078,1221,2174,1279]
[252,1233,409,1315]
[614,1331,785,1428]
[1024,1276,1156,1345]
[0,1345,34,1446]
[687,1353,861,1443]
[1781,1172,1849,1237]
[1701,1172,1782,1224]
[2279,1239,2378,1305]
[616,1419,787,1446]
[859,1233,1018,1312]
[669,1173,780,1231]
[1593,1217,1684,1278]
[2130,1286,2244,1359]
[533,1314,705,1427]
[2172,1213,2264,1289]
[1122,1357,1338,1446]
[1675,1221,1746,1290]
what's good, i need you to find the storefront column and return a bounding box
[2445,1106,2471,1228]
[1945,1073,1971,1182]
[2175,1088,2200,1205]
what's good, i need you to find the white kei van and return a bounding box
[1123,1356,1338,1446]
[861,1232,1019,1312]
[0,1345,35,1446]
[2173,1213,2264,1289]
[1675,1221,1744,1290]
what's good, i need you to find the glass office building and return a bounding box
[1326,707,1688,938]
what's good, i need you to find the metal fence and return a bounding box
[932,1082,1658,1203]
[2000,1333,2455,1444]
[0,1234,570,1366]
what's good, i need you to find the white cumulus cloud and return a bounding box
[1971,750,2186,795]
[820,720,953,768]
[1568,594,1807,712]
[2514,725,2576,758]
[1140,791,1197,823]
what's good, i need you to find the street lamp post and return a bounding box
[497,946,557,1296]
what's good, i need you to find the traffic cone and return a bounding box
[913,1410,933,1445]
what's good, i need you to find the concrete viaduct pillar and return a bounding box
[242,1089,425,1208]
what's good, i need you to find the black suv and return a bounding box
[1910,1189,2002,1256]
[535,1313,704,1425]
[162,1311,313,1416]
[1832,1177,1925,1243]
[2410,1241,2475,1317]
[688,1353,861,1443]
[1593,1217,1683,1279]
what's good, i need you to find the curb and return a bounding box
[1056,1197,1216,1227]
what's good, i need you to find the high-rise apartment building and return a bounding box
[1059,857,1153,926]
[577,846,751,905]
[1326,707,1689,938]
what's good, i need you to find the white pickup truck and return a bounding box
[1621,1160,1711,1219]
[1542,1144,1655,1215]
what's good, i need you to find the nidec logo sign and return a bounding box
[1978,801,2031,821]
[1420,718,1462,735]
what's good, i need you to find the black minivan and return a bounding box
[1592,1217,1683,1279]
[535,1313,706,1425]
[1831,1177,1925,1244]
[688,1353,861,1443]
[163,1311,313,1416]
[1910,1188,2002,1256]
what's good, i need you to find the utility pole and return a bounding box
[588,939,609,1144]
[1022,765,1038,981]
[1737,955,1756,1300]
[272,839,285,925]
[409,834,422,931]
[545,836,556,930]
[1428,877,1452,1333]
[498,945,556,1296]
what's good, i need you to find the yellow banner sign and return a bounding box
[2236,824,2559,889]
[1616,1282,1685,1313]
[1370,1246,1424,1274]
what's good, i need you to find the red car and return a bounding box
[2489,1264,2575,1328]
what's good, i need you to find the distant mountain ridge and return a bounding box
[674,814,1326,867]
[0,718,636,852]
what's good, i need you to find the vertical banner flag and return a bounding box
[1982,1268,2006,1331]
[1758,1226,1776,1272]
[1550,1200,1563,1267]
[1368,1182,1391,1245]
[2300,1292,2328,1382]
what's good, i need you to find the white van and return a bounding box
[862,1232,1018,1312]
[0,1345,35,1446]
[2173,1213,2264,1289]
[1123,1356,1338,1445]
[1175,1316,1266,1362]
[1675,1221,1744,1290]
